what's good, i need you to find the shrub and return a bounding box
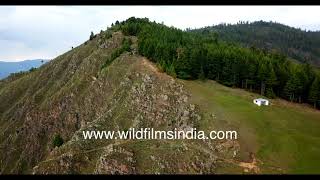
[122,38,132,52]
[29,67,37,72]
[52,134,64,148]
[166,63,177,78]
[105,31,112,39]
[89,31,95,40]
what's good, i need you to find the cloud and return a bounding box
[0,6,319,61]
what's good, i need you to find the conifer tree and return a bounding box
[309,77,320,108]
[89,31,94,40]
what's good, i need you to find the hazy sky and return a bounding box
[1,6,320,61]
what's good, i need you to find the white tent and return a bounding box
[253,98,269,106]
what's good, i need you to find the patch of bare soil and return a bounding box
[222,152,260,173]
[237,153,260,173]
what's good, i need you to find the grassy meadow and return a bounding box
[183,80,320,174]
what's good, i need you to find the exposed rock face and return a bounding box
[95,144,136,174]
[98,31,124,49]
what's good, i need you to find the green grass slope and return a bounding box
[183,80,320,174]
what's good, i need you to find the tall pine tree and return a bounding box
[308,77,320,109]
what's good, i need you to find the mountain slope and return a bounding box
[0,30,237,174]
[32,53,215,174]
[0,59,49,79]
[192,21,320,66]
[0,18,320,174]
[0,31,124,173]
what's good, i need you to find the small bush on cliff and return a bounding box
[52,134,64,148]
[29,67,37,72]
[89,31,95,40]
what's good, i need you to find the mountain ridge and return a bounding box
[191,20,320,66]
[0,59,49,79]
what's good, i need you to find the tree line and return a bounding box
[192,21,320,67]
[110,17,320,109]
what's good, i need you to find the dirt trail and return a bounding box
[141,58,166,77]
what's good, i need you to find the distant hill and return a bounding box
[0,59,49,79]
[191,21,320,66]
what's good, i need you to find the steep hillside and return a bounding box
[32,53,215,174]
[192,21,320,66]
[0,30,239,174]
[0,30,128,173]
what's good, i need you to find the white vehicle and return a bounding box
[253,98,269,106]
